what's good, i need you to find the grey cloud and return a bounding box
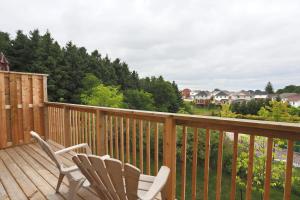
[1,0,300,91]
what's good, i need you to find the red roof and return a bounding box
[287,94,300,101]
[0,52,9,71]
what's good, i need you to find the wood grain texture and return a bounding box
[230,132,239,200]
[215,130,224,200]
[191,128,198,200]
[180,126,187,200]
[203,129,210,200]
[263,137,273,200]
[284,140,294,200]
[245,135,255,200]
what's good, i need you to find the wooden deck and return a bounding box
[0,141,101,200]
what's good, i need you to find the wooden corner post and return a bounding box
[43,76,49,140]
[163,117,176,200]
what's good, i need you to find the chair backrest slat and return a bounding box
[77,154,109,200]
[124,163,140,200]
[104,158,127,200]
[30,131,62,171]
[89,156,119,200]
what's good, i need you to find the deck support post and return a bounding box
[163,117,176,200]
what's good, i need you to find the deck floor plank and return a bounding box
[0,150,45,200]
[5,147,64,200]
[0,181,9,200]
[24,144,100,200]
[13,146,82,200]
[0,155,27,200]
[0,142,103,200]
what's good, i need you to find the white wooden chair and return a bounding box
[30,131,109,199]
[72,154,170,200]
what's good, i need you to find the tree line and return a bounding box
[0,29,182,112]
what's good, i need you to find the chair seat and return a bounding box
[138,174,162,200]
[68,168,91,187]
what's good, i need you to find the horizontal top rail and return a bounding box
[45,101,300,140]
[0,70,48,76]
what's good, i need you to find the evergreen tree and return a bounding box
[265,81,274,94]
[0,29,182,112]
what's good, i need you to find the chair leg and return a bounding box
[68,179,84,200]
[56,173,65,192]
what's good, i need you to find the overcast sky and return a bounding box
[1,0,300,91]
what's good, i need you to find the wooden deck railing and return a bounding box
[45,102,300,200]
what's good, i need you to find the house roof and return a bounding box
[196,91,209,96]
[0,52,9,71]
[286,94,300,101]
[215,91,228,96]
[254,90,267,95]
[279,93,298,99]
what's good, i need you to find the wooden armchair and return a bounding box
[73,154,170,200]
[30,131,109,199]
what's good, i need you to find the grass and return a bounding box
[184,102,221,116]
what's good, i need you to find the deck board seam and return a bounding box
[6,147,65,200]
[0,150,43,199]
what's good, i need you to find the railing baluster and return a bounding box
[105,115,108,155]
[192,127,198,200]
[120,117,124,163]
[115,116,119,159]
[204,128,210,200]
[154,122,159,175]
[284,140,294,200]
[180,126,187,200]
[132,119,137,166]
[230,132,239,200]
[246,135,255,200]
[126,118,130,163]
[110,115,113,157]
[263,137,273,200]
[216,130,224,200]
[139,120,144,173]
[146,121,151,175]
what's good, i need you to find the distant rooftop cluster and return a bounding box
[181,88,300,107]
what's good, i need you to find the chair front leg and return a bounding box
[68,178,85,200]
[56,173,65,192]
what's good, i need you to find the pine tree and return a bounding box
[265,81,274,94]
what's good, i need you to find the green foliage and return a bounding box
[0,29,182,112]
[231,99,270,115]
[140,76,183,112]
[277,85,300,94]
[237,136,286,199]
[220,103,237,118]
[176,128,233,173]
[81,84,124,108]
[265,81,274,94]
[258,101,300,122]
[124,89,155,111]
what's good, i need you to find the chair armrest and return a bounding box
[139,166,170,200]
[55,143,92,155]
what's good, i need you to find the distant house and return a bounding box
[181,88,191,99]
[0,52,9,71]
[194,91,211,105]
[279,93,297,101]
[214,91,229,104]
[253,90,268,99]
[230,91,252,102]
[281,94,300,107]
